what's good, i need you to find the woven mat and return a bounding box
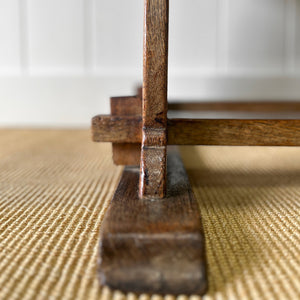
[0,130,299,300]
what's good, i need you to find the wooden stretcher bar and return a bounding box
[92,116,300,147]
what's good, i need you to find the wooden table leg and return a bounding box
[95,0,208,294]
[139,0,169,199]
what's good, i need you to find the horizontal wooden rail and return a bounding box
[92,115,300,146]
[168,101,300,112]
[92,116,142,143]
[168,119,300,146]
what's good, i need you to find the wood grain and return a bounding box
[110,96,142,116]
[99,148,207,295]
[110,96,141,166]
[112,143,141,166]
[168,118,300,146]
[92,116,300,146]
[168,101,300,112]
[139,0,169,199]
[92,115,142,143]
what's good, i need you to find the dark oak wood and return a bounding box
[168,118,300,146]
[136,86,143,99]
[112,143,141,166]
[168,101,300,112]
[99,148,207,295]
[92,0,300,295]
[110,96,142,116]
[139,0,169,199]
[110,96,141,166]
[92,116,300,146]
[92,115,142,143]
[108,98,300,164]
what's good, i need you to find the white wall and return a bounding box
[0,0,300,127]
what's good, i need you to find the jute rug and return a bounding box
[0,130,299,300]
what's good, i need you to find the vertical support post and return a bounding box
[139,0,169,199]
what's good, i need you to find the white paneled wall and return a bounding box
[0,0,21,73]
[0,0,300,126]
[228,0,286,72]
[95,0,143,74]
[169,0,218,73]
[28,0,86,73]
